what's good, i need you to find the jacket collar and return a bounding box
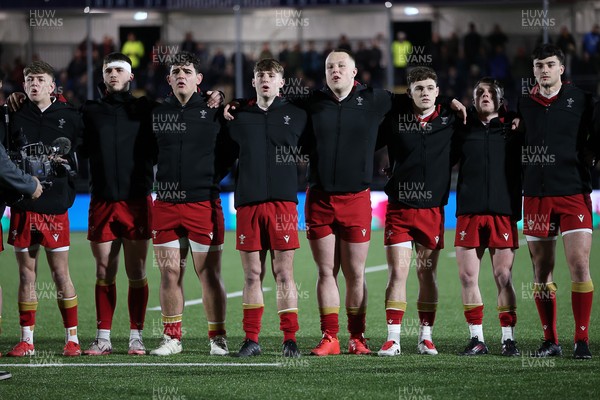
[165,92,205,108]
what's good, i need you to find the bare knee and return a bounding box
[493,266,512,288]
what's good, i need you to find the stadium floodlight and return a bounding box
[133,11,148,21]
[384,1,392,8]
[404,6,419,16]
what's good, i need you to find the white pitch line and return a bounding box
[0,362,282,368]
[148,287,272,311]
[365,264,387,273]
[148,265,389,311]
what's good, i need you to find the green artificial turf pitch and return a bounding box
[0,230,598,399]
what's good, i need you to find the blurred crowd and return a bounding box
[0,24,599,191]
[1,24,599,108]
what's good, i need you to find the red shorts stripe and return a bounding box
[523,194,592,237]
[88,196,152,242]
[384,204,444,249]
[151,199,224,246]
[236,201,299,251]
[305,188,371,243]
[8,210,70,249]
[455,215,518,248]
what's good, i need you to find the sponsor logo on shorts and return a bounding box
[578,214,584,222]
[434,236,439,244]
[239,234,246,244]
[361,228,367,237]
[283,235,290,243]
[459,231,466,241]
[503,233,509,241]
[52,233,60,242]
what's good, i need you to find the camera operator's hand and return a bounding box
[31,176,43,199]
[49,155,68,164]
[7,92,27,112]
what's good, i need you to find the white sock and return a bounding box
[21,326,34,344]
[468,324,484,342]
[130,329,142,341]
[66,326,79,344]
[387,324,401,343]
[501,326,514,342]
[419,325,432,342]
[97,329,111,341]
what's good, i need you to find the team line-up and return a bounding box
[0,44,596,366]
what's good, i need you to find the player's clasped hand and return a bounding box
[450,98,467,124]
[7,92,27,112]
[205,90,224,108]
[511,118,521,131]
[223,101,240,120]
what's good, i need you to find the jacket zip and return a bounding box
[264,111,271,199]
[332,102,342,188]
[484,123,489,210]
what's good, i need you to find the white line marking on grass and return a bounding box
[149,265,389,311]
[148,287,272,311]
[0,362,281,368]
[365,264,387,273]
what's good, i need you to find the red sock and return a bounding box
[243,306,264,343]
[464,305,484,325]
[499,311,517,327]
[58,296,78,328]
[418,311,436,327]
[417,302,437,327]
[128,278,149,330]
[534,283,558,344]
[163,321,182,340]
[208,322,226,338]
[347,311,366,339]
[386,309,405,325]
[18,302,37,327]
[279,311,299,342]
[95,280,116,330]
[572,282,594,343]
[320,313,339,337]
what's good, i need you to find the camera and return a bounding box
[8,134,76,188]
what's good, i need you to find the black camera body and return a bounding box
[9,142,73,187]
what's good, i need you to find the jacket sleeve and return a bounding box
[0,142,36,196]
[78,102,92,158]
[62,110,84,176]
[588,96,600,159]
[298,111,314,155]
[215,113,240,182]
